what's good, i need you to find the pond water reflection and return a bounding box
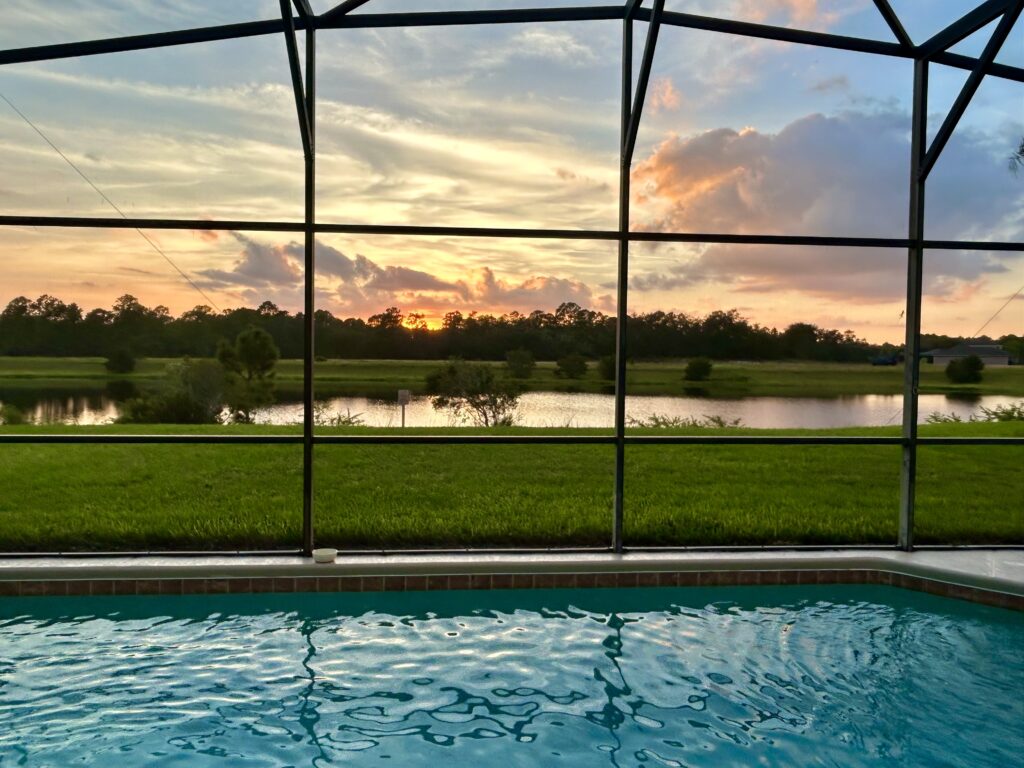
[2,387,1017,429]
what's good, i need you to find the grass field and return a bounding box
[0,422,1019,551]
[2,356,1022,398]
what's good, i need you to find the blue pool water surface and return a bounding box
[1,585,1021,767]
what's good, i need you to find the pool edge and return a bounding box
[1,550,1022,609]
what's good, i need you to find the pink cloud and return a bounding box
[649,78,683,114]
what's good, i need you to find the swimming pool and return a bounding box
[1,585,1021,766]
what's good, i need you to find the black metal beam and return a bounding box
[650,7,905,56]
[872,0,914,49]
[2,215,1022,252]
[316,435,617,445]
[0,215,307,231]
[0,19,301,65]
[3,7,1024,87]
[916,0,1012,59]
[315,223,620,239]
[933,50,1024,84]
[321,0,375,20]
[900,58,928,552]
[317,6,626,28]
[612,10,635,554]
[280,0,313,161]
[4,433,1017,446]
[623,0,665,164]
[919,3,1022,181]
[0,435,304,444]
[302,24,317,557]
[292,0,314,18]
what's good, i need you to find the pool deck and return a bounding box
[1,549,1022,608]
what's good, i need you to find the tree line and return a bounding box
[1,293,1018,363]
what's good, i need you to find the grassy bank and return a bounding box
[0,422,1019,551]
[1,356,1022,398]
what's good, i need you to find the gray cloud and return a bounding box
[629,109,1024,302]
[195,234,612,316]
[198,233,301,289]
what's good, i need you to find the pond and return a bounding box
[2,388,1019,429]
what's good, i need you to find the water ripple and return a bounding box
[0,585,1021,767]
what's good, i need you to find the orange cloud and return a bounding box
[735,0,825,26]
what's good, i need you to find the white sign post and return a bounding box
[397,389,412,428]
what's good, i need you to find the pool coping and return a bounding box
[1,549,1022,609]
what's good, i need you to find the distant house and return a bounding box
[923,343,1010,366]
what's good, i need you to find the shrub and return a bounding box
[556,354,588,379]
[104,349,136,374]
[598,355,616,381]
[683,357,713,382]
[117,360,226,428]
[118,359,225,424]
[627,413,743,429]
[428,360,521,427]
[505,349,536,379]
[945,355,984,384]
[927,400,1024,424]
[217,326,280,423]
[0,404,27,425]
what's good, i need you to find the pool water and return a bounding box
[1,585,1021,766]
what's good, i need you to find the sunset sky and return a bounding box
[0,0,1021,342]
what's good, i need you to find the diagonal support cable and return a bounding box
[872,0,913,49]
[916,0,1012,59]
[919,3,1022,181]
[279,0,313,160]
[622,0,664,166]
[292,0,313,18]
[321,0,374,20]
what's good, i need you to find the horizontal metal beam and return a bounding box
[646,6,1024,84]
[917,0,1012,59]
[916,437,1024,446]
[0,549,307,559]
[933,49,1024,83]
[872,0,914,49]
[1,215,1022,251]
[317,6,626,29]
[315,435,617,445]
[921,239,1024,251]
[2,7,1023,87]
[628,232,910,247]
[649,7,906,56]
[315,222,620,240]
[3,434,1019,447]
[322,0,376,20]
[0,434,305,444]
[0,215,307,232]
[625,435,905,446]
[0,18,304,65]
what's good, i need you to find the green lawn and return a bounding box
[0,422,1019,551]
[2,356,1022,398]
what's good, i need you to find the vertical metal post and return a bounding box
[302,27,316,557]
[612,16,633,553]
[900,58,927,551]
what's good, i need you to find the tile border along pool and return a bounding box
[1,550,1021,609]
